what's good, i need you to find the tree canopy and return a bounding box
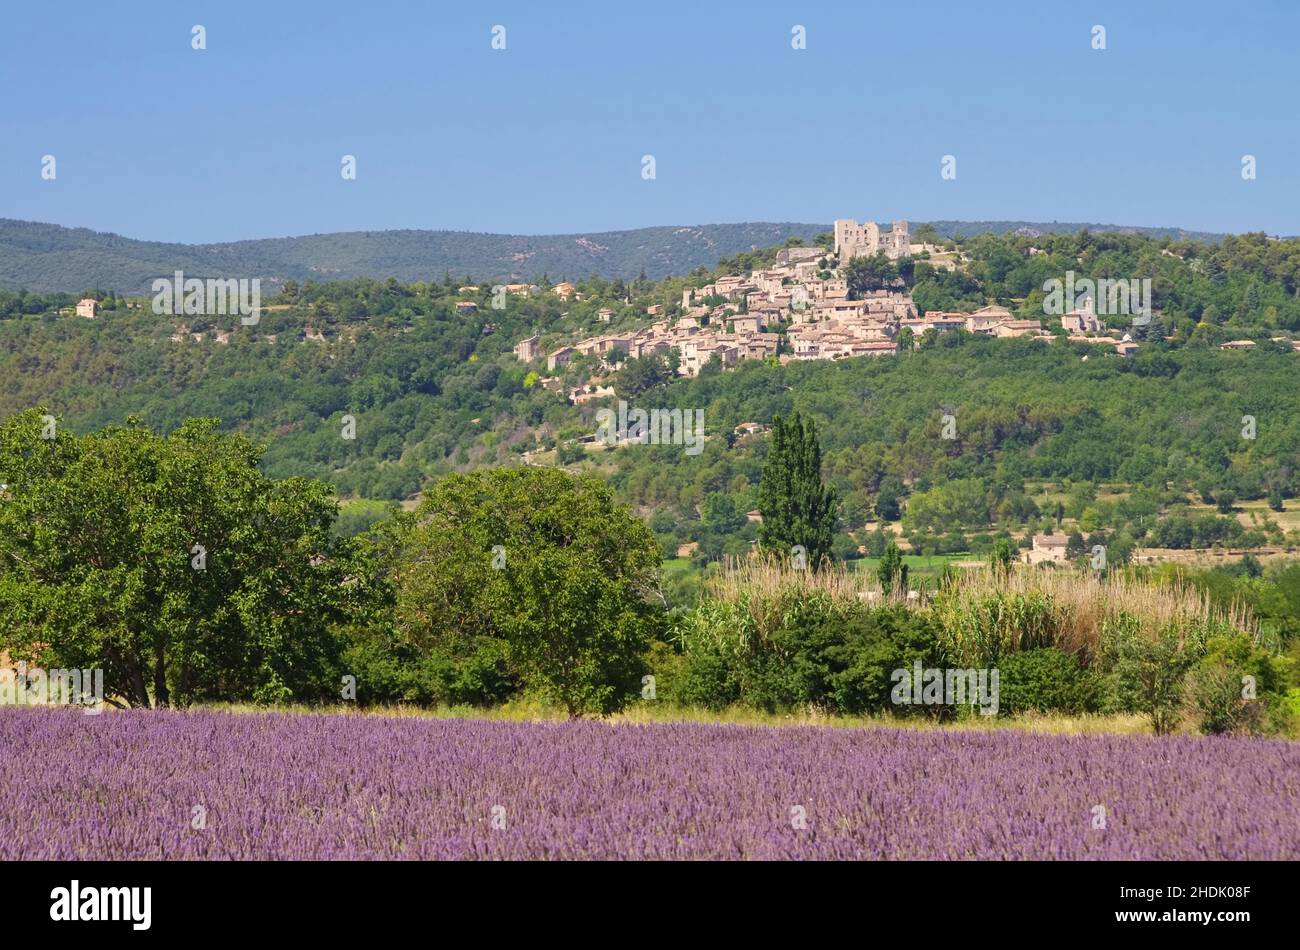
[0,410,357,707]
[757,412,838,570]
[374,467,663,716]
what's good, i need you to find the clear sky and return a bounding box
[2,0,1296,242]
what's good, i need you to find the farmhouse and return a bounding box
[1025,533,1069,565]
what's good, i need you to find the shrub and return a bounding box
[680,560,1261,723]
[1187,633,1290,735]
[997,648,1099,715]
[827,607,947,716]
[675,589,946,714]
[686,591,843,712]
[341,631,516,706]
[1097,614,1198,735]
[677,641,742,710]
[1281,688,1300,720]
[556,442,586,465]
[637,639,687,705]
[1187,661,1264,735]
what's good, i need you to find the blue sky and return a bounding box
[2,0,1297,241]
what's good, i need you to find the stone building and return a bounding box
[1025,533,1069,565]
[514,334,541,362]
[833,218,910,264]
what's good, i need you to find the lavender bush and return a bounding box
[3,708,1296,860]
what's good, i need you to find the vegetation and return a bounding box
[0,410,357,707]
[357,468,662,717]
[756,412,838,570]
[0,411,1295,736]
[6,227,1300,736]
[6,230,1300,578]
[0,219,828,293]
[651,556,1296,736]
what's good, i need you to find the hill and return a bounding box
[923,220,1228,242]
[0,217,1230,294]
[0,220,828,293]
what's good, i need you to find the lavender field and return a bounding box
[4,708,1298,860]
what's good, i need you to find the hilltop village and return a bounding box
[511,218,1140,399]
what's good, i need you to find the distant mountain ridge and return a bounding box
[0,217,1230,294]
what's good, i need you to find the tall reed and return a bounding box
[697,556,1257,665]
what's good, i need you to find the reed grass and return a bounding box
[699,555,1256,664]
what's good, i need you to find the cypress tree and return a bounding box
[757,412,838,570]
[878,539,903,595]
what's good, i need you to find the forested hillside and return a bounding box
[5,226,1300,732]
[0,217,1233,294]
[0,219,827,292]
[3,228,1300,565]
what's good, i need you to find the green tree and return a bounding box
[1101,619,1196,736]
[757,412,838,570]
[990,537,1017,574]
[616,356,676,400]
[878,539,903,596]
[1241,281,1262,318]
[1065,531,1086,559]
[1268,484,1285,512]
[875,476,904,522]
[378,468,662,717]
[0,411,356,708]
[701,492,746,534]
[844,253,898,297]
